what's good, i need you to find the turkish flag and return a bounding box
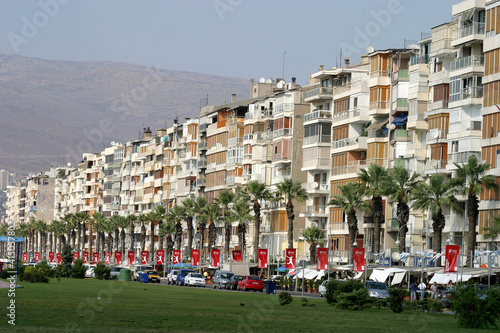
[22,253,28,263]
[191,249,200,266]
[115,251,122,265]
[353,248,365,272]
[258,249,268,268]
[93,252,99,264]
[156,250,165,265]
[73,252,79,263]
[104,252,111,264]
[49,252,55,263]
[82,252,89,264]
[56,253,61,264]
[35,252,40,263]
[232,250,242,262]
[445,245,460,273]
[317,248,329,270]
[172,250,181,264]
[211,249,220,267]
[128,251,135,265]
[285,249,296,269]
[141,251,148,265]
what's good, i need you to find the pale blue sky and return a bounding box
[0,0,458,85]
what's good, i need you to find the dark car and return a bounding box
[176,269,195,286]
[439,284,487,308]
[225,274,245,290]
[237,275,264,292]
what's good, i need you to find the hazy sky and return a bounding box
[0,0,458,85]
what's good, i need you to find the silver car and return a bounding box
[365,281,390,299]
[184,272,206,287]
[213,270,234,289]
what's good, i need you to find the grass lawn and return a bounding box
[0,278,482,332]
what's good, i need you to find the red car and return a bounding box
[237,275,264,292]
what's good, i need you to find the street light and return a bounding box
[395,223,410,253]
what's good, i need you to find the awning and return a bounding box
[293,269,320,280]
[429,273,473,284]
[392,115,408,125]
[366,117,389,131]
[391,272,406,286]
[369,268,406,283]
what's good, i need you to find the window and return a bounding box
[321,79,330,87]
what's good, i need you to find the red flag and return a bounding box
[35,252,40,263]
[115,251,122,265]
[93,252,99,264]
[104,252,111,264]
[49,252,55,263]
[128,251,135,265]
[445,245,460,273]
[317,247,329,270]
[191,249,200,266]
[232,250,242,262]
[22,253,28,263]
[353,248,365,272]
[73,252,79,263]
[156,250,165,265]
[285,249,296,269]
[211,249,220,267]
[258,249,268,268]
[141,251,148,265]
[56,253,61,264]
[82,251,89,264]
[172,250,181,264]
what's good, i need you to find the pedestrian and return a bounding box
[418,280,427,300]
[410,282,418,302]
[430,282,438,299]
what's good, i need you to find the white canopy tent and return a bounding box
[369,268,406,283]
[429,273,473,284]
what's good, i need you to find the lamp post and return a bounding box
[395,223,410,254]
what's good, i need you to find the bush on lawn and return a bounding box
[451,282,500,329]
[279,292,293,306]
[23,266,49,283]
[36,261,55,278]
[388,288,408,313]
[325,279,342,304]
[59,245,73,277]
[336,288,371,310]
[301,297,315,307]
[71,259,86,279]
[94,262,110,280]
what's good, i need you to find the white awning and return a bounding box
[391,271,406,286]
[429,273,473,284]
[293,269,320,280]
[369,268,406,283]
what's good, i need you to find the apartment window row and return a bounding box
[370,54,391,77]
[483,81,500,107]
[486,7,500,34]
[485,49,500,76]
[334,97,350,114]
[330,178,360,196]
[482,113,500,140]
[428,114,449,131]
[433,84,449,102]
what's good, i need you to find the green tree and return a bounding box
[158,220,176,266]
[62,214,77,251]
[93,213,107,262]
[182,198,197,256]
[127,214,138,253]
[60,244,73,277]
[194,197,208,261]
[154,206,167,254]
[115,216,130,261]
[412,174,462,257]
[483,215,500,240]
[50,220,66,254]
[328,182,371,263]
[302,226,326,263]
[73,212,88,257]
[455,155,497,264]
[165,205,185,251]
[358,163,390,254]
[215,189,236,260]
[275,178,308,249]
[385,167,422,251]
[34,220,48,257]
[230,196,253,258]
[203,202,221,262]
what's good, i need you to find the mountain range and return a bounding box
[0,55,249,174]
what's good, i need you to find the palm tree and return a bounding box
[154,206,167,253]
[127,214,138,254]
[92,212,106,261]
[144,212,158,262]
[455,155,497,264]
[62,214,76,251]
[230,196,253,258]
[412,174,463,258]
[328,182,371,263]
[243,181,273,263]
[16,223,30,255]
[137,214,148,253]
[203,202,221,262]
[158,220,176,266]
[51,220,66,254]
[302,226,327,263]
[101,216,115,256]
[182,198,197,256]
[28,219,36,259]
[386,167,422,251]
[194,197,208,261]
[73,212,88,256]
[358,163,390,254]
[483,216,500,240]
[275,178,308,249]
[165,205,185,251]
[115,216,130,260]
[0,224,8,256]
[215,189,236,260]
[34,220,48,257]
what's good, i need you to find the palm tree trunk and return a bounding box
[207,222,215,260]
[253,202,261,262]
[175,222,182,251]
[150,223,155,262]
[432,212,446,267]
[129,222,135,253]
[372,196,383,254]
[309,243,317,264]
[114,229,119,252]
[121,229,126,260]
[141,223,146,253]
[77,222,82,257]
[286,200,294,249]
[187,217,193,256]
[199,222,206,261]
[347,212,358,264]
[166,235,173,264]
[225,224,231,261]
[397,201,409,251]
[89,225,93,258]
[467,194,479,265]
[96,231,100,262]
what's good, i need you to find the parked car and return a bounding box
[133,265,153,281]
[365,281,390,299]
[269,275,281,282]
[110,267,124,279]
[319,280,329,297]
[145,270,161,283]
[213,270,234,289]
[225,275,245,290]
[167,269,179,285]
[177,269,195,286]
[184,272,206,287]
[237,275,264,292]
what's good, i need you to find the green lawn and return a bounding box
[0,278,482,332]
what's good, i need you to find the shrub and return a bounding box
[36,261,54,278]
[23,266,49,283]
[94,262,110,280]
[279,292,293,306]
[337,288,371,310]
[301,297,315,307]
[372,298,388,309]
[452,282,500,329]
[388,288,408,313]
[71,259,86,279]
[338,280,365,293]
[325,280,342,304]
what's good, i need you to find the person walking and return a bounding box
[410,282,418,302]
[418,280,427,300]
[430,282,438,299]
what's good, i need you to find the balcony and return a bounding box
[428,128,448,141]
[304,87,333,102]
[410,54,430,66]
[393,69,409,82]
[303,135,331,146]
[227,156,243,165]
[425,159,448,171]
[430,38,453,55]
[390,129,410,144]
[453,22,485,40]
[332,107,368,124]
[304,182,329,194]
[273,152,291,162]
[198,141,208,150]
[198,158,207,168]
[273,103,294,115]
[369,101,389,111]
[243,131,273,143]
[196,178,206,187]
[226,176,243,185]
[273,128,291,138]
[331,136,367,151]
[304,110,332,123]
[299,205,329,217]
[242,173,263,182]
[228,137,243,146]
[331,159,386,177]
[449,86,483,103]
[450,55,484,72]
[448,151,481,164]
[427,100,449,111]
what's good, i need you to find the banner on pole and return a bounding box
[211,249,220,268]
[73,252,79,263]
[285,248,296,269]
[191,249,200,267]
[445,245,460,273]
[56,253,61,264]
[92,252,99,265]
[49,252,55,263]
[115,251,122,265]
[22,253,28,263]
[82,251,89,264]
[232,250,242,262]
[35,252,40,263]
[258,249,268,268]
[128,251,135,265]
[172,250,181,264]
[156,250,165,265]
[353,248,365,272]
[104,252,111,264]
[317,247,329,270]
[141,251,148,265]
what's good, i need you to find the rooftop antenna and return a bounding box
[340,48,342,67]
[282,51,286,80]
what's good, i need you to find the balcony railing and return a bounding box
[273,128,291,138]
[425,159,448,170]
[198,141,207,150]
[454,22,485,39]
[369,101,389,110]
[451,55,484,71]
[304,182,329,192]
[243,131,273,142]
[428,128,448,140]
[448,151,481,164]
[303,135,331,145]
[428,100,449,110]
[300,205,328,216]
[274,103,294,114]
[304,110,332,122]
[410,54,430,66]
[332,107,361,122]
[304,87,333,100]
[450,86,483,102]
[430,38,452,53]
[302,158,331,169]
[228,137,243,146]
[393,69,409,81]
[331,137,359,149]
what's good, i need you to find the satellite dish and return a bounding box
[430,160,439,168]
[277,81,284,89]
[429,128,439,139]
[67,163,71,167]
[265,79,272,84]
[259,77,265,83]
[407,44,420,50]
[111,141,116,146]
[366,46,375,54]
